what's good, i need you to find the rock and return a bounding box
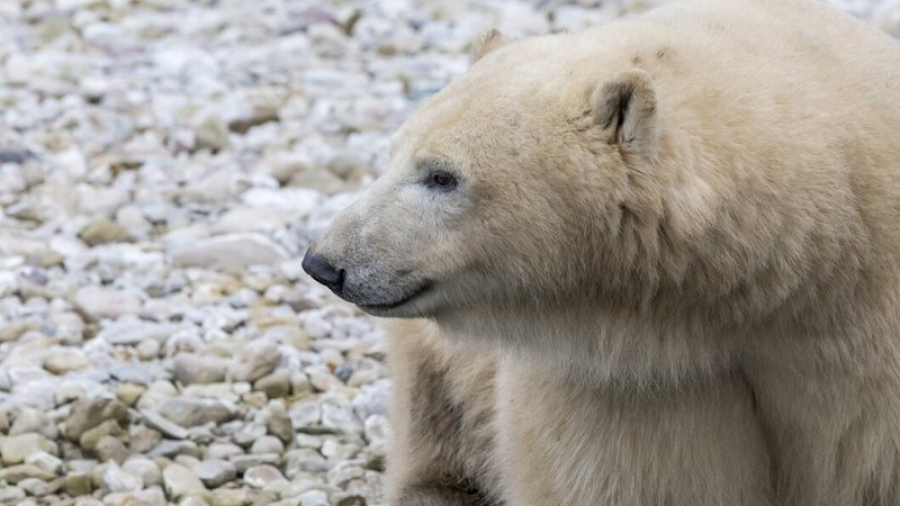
[65,472,94,496]
[249,435,284,455]
[128,425,162,453]
[156,397,237,427]
[289,400,322,429]
[364,415,390,449]
[136,380,178,411]
[72,287,143,320]
[241,188,320,218]
[25,451,63,474]
[243,464,287,489]
[211,488,250,506]
[102,462,142,493]
[114,383,146,406]
[0,433,58,465]
[19,476,62,496]
[266,406,294,444]
[321,403,362,435]
[179,496,211,506]
[149,440,200,459]
[0,463,56,483]
[136,339,161,360]
[0,487,26,505]
[140,409,189,440]
[231,422,266,447]
[306,366,343,392]
[97,322,175,346]
[0,322,35,343]
[193,459,236,488]
[297,489,330,506]
[230,340,281,383]
[95,435,129,463]
[168,233,288,270]
[79,420,123,452]
[173,353,227,385]
[8,408,55,438]
[253,369,291,398]
[194,114,229,151]
[77,217,134,246]
[289,169,347,194]
[43,347,90,374]
[204,441,243,460]
[162,463,207,501]
[229,453,280,473]
[122,457,161,488]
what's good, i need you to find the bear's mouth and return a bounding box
[356,282,433,314]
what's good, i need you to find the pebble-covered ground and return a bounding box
[0,1,898,505]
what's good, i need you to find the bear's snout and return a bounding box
[302,249,345,295]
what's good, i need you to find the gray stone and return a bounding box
[78,217,134,246]
[79,420,123,452]
[253,369,291,398]
[230,340,281,383]
[162,463,207,501]
[0,463,56,483]
[123,457,162,488]
[43,347,90,375]
[285,448,329,475]
[24,451,63,474]
[97,323,176,346]
[229,453,280,473]
[95,435,129,463]
[18,477,62,497]
[0,433,58,465]
[129,424,163,453]
[169,234,288,270]
[173,353,228,385]
[204,441,243,460]
[243,464,287,489]
[193,459,236,488]
[321,403,362,434]
[156,397,237,427]
[149,440,200,459]
[140,409,189,440]
[297,489,330,506]
[114,383,146,406]
[62,397,129,441]
[9,408,55,438]
[266,405,294,443]
[73,286,142,320]
[232,422,266,447]
[102,462,143,493]
[65,472,94,497]
[250,435,284,455]
[0,487,26,505]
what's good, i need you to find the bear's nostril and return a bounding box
[302,250,344,293]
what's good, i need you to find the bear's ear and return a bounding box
[592,70,658,154]
[472,29,513,63]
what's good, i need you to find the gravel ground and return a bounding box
[0,1,898,505]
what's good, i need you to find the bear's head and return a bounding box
[304,30,675,328]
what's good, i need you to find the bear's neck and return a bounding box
[436,300,739,387]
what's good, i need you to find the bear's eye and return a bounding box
[425,170,458,191]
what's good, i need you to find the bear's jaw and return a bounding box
[354,281,434,317]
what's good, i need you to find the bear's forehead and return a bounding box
[397,54,583,149]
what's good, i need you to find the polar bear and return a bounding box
[303,0,900,504]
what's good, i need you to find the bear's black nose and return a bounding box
[302,250,344,294]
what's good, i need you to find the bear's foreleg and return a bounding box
[746,340,900,506]
[385,320,502,506]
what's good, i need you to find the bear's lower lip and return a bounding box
[357,282,433,312]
